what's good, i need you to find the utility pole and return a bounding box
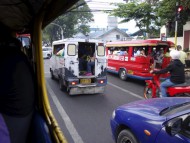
[174,2,179,49]
[51,23,64,40]
[174,1,183,48]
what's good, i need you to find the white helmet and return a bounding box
[170,50,180,59]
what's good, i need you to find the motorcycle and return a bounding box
[144,73,190,99]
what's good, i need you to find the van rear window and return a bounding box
[68,44,76,56]
[97,45,105,56]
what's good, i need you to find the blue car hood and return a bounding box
[118,97,190,116]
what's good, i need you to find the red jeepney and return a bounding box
[106,40,175,80]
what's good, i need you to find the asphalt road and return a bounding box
[43,59,146,143]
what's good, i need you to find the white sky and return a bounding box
[86,0,139,33]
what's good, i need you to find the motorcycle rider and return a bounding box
[150,49,185,97]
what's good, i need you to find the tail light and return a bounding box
[99,80,104,84]
[71,81,77,85]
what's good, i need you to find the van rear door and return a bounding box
[65,42,79,76]
[95,44,107,76]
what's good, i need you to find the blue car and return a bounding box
[110,97,190,143]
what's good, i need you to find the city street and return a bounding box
[43,59,146,143]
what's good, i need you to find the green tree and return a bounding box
[109,1,159,38]
[43,0,93,45]
[181,0,190,9]
[156,0,190,37]
[109,0,190,39]
[146,0,159,5]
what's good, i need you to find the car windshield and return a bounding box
[160,102,190,116]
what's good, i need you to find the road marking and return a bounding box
[46,83,84,143]
[108,82,144,99]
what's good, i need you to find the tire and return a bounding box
[59,78,65,91]
[67,87,72,96]
[144,86,160,99]
[119,69,127,80]
[47,54,51,59]
[50,70,55,80]
[117,129,138,143]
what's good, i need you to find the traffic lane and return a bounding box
[46,78,76,143]
[43,58,50,72]
[45,76,144,143]
[107,72,146,97]
[46,77,115,143]
[44,59,146,143]
[44,59,146,97]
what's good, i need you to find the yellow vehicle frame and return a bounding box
[0,0,80,142]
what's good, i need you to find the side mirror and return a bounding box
[165,118,182,136]
[17,36,31,48]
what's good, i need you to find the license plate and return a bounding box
[128,70,133,74]
[80,79,91,84]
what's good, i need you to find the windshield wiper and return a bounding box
[160,102,190,115]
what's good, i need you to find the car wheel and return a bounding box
[117,129,138,143]
[119,69,127,80]
[51,70,55,80]
[47,54,51,59]
[59,78,65,91]
[67,87,72,96]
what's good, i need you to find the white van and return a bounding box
[42,46,52,59]
[50,38,107,95]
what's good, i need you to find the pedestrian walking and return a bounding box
[177,45,187,65]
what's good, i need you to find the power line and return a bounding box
[85,1,117,4]
[69,10,113,12]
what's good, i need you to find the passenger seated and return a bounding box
[154,49,164,68]
[0,22,35,143]
[134,47,141,57]
[56,48,64,56]
[124,48,128,56]
[79,46,92,74]
[118,48,126,56]
[85,48,95,76]
[140,49,146,56]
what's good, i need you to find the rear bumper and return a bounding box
[69,86,106,95]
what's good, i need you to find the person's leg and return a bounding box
[2,111,33,143]
[86,62,91,73]
[86,62,95,75]
[160,79,175,97]
[0,114,10,143]
[91,62,95,75]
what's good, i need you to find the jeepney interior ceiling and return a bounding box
[0,0,79,33]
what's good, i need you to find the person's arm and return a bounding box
[137,50,140,55]
[91,53,96,61]
[56,49,62,56]
[185,52,188,60]
[152,62,173,74]
[57,49,64,56]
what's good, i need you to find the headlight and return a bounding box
[112,110,116,119]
